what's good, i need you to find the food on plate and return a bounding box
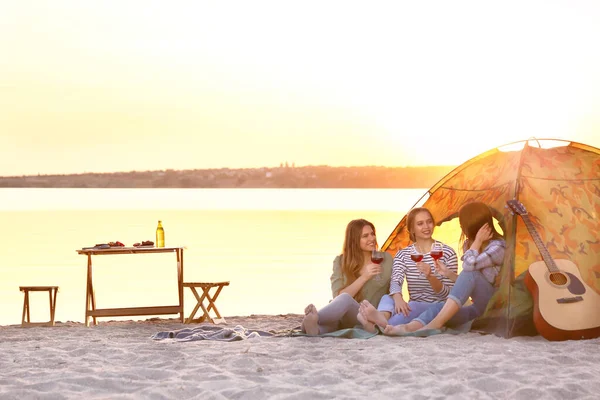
[133,240,154,247]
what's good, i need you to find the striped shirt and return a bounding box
[461,239,506,284]
[390,243,458,303]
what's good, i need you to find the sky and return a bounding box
[1,0,600,176]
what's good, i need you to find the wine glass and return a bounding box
[430,241,444,261]
[410,245,425,277]
[410,246,424,263]
[371,247,385,281]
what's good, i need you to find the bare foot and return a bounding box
[301,304,320,335]
[417,321,443,331]
[357,308,377,333]
[384,321,423,336]
[304,303,317,315]
[383,324,410,336]
[359,300,389,328]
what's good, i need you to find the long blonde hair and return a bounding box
[340,219,376,302]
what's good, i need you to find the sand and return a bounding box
[1,314,600,399]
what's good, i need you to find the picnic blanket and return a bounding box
[292,319,473,338]
[152,321,474,341]
[291,327,378,339]
[375,320,474,337]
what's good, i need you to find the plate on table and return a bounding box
[82,244,111,250]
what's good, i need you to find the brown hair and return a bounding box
[458,202,503,252]
[406,207,435,242]
[340,219,376,302]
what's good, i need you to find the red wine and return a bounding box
[410,254,423,262]
[371,256,384,264]
[430,250,443,260]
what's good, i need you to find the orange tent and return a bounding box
[382,139,600,338]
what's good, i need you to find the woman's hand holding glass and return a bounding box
[415,261,432,278]
[434,259,450,277]
[370,248,385,281]
[410,246,429,278]
[365,262,383,280]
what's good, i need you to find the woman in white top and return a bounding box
[384,201,505,335]
[357,207,458,332]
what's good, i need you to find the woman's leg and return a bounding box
[385,271,497,334]
[370,301,444,335]
[387,301,440,326]
[418,300,460,330]
[301,304,320,335]
[383,318,426,335]
[444,272,496,328]
[301,293,360,335]
[420,270,495,330]
[357,295,393,330]
[383,303,445,335]
[356,307,377,333]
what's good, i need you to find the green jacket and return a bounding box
[330,252,393,308]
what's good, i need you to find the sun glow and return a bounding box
[1,1,600,175]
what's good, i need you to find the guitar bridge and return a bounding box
[556,296,583,304]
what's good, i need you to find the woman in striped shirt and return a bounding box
[301,218,393,335]
[384,202,505,335]
[358,207,458,332]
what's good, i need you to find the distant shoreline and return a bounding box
[0,165,456,189]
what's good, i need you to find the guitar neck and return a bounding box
[519,213,560,273]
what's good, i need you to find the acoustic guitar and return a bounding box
[507,199,600,341]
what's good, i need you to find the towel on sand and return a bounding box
[151,324,378,341]
[151,325,276,341]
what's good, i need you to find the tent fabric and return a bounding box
[381,139,600,338]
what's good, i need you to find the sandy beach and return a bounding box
[1,315,599,399]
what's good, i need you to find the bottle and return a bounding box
[156,220,165,248]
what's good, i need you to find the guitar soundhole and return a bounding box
[549,272,568,286]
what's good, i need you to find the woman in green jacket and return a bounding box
[301,219,393,335]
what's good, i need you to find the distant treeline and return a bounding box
[0,165,456,189]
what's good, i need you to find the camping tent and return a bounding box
[381,138,600,338]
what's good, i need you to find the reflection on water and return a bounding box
[1,188,429,325]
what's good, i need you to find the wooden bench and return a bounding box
[19,286,59,327]
[183,282,229,324]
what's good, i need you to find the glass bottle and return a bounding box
[156,220,165,248]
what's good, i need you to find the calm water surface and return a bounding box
[0,188,428,326]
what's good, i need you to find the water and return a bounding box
[0,188,427,326]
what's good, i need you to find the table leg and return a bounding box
[199,301,212,323]
[207,285,225,319]
[177,249,184,323]
[48,289,53,326]
[21,290,28,326]
[51,287,58,326]
[85,254,98,327]
[25,291,31,323]
[85,255,90,327]
[185,287,204,323]
[191,287,212,323]
[196,288,210,322]
[90,259,97,325]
